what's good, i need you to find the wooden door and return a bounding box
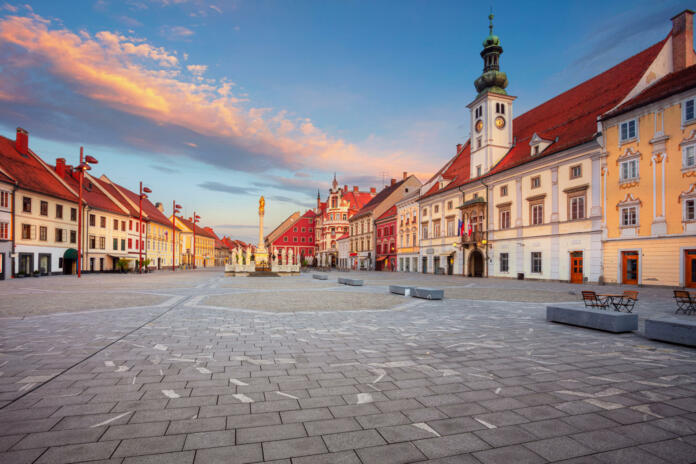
[622,251,639,285]
[570,252,583,283]
[686,250,696,288]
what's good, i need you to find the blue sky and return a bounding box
[0,0,692,242]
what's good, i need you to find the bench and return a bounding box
[389,285,416,296]
[674,290,696,315]
[645,317,696,347]
[546,305,638,333]
[312,274,328,280]
[412,288,444,300]
[582,291,609,310]
[338,277,363,286]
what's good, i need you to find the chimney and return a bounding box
[370,187,376,194]
[155,202,164,212]
[456,143,463,153]
[671,10,695,71]
[390,178,396,185]
[55,158,66,178]
[402,171,408,180]
[353,186,359,192]
[15,127,28,155]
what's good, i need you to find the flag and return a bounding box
[468,222,472,236]
[457,219,462,236]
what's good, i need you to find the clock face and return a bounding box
[495,116,506,129]
[475,120,483,133]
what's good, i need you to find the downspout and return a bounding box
[10,184,16,277]
[479,177,490,278]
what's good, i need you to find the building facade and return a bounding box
[267,210,317,264]
[350,174,422,270]
[375,205,397,271]
[0,129,80,276]
[336,233,350,269]
[396,191,420,272]
[0,173,15,280]
[600,11,696,287]
[172,215,216,268]
[315,175,374,267]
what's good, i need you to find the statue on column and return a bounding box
[288,248,294,265]
[231,248,238,265]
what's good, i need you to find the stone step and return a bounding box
[412,288,444,300]
[546,305,638,333]
[645,317,696,347]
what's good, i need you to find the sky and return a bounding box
[0,0,693,243]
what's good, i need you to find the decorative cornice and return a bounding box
[563,184,589,194]
[616,193,641,210]
[678,183,696,203]
[616,146,641,164]
[526,193,546,202]
[680,129,696,146]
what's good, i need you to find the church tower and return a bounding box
[466,13,516,178]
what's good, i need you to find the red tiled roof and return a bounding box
[0,170,16,184]
[376,205,397,222]
[602,64,696,120]
[336,233,350,240]
[98,177,175,228]
[93,177,140,217]
[0,135,77,202]
[342,191,374,213]
[352,179,407,219]
[420,141,471,200]
[176,215,218,239]
[204,227,220,240]
[422,38,667,199]
[487,38,666,176]
[52,169,127,216]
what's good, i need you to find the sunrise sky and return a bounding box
[0,0,691,242]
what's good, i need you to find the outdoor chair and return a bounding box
[613,290,638,313]
[582,290,609,310]
[674,290,696,315]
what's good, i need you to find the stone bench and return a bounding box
[413,288,444,300]
[312,274,328,280]
[645,317,696,347]
[338,277,363,286]
[546,305,638,333]
[389,285,416,296]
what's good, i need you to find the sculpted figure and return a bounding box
[288,248,294,265]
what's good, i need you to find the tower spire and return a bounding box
[474,11,508,96]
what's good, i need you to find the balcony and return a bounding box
[461,230,487,246]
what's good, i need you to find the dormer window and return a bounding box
[684,97,695,125]
[619,119,637,143]
[533,145,539,155]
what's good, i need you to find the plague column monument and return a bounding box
[255,196,269,266]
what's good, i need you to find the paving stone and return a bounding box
[13,427,106,450]
[523,436,593,461]
[595,446,670,464]
[428,416,487,435]
[292,450,361,464]
[280,407,333,423]
[194,443,262,464]
[183,430,236,450]
[237,423,306,444]
[356,442,427,464]
[474,425,539,447]
[113,435,186,457]
[322,429,386,452]
[101,421,169,441]
[356,412,410,428]
[36,441,119,464]
[413,432,490,458]
[227,412,281,429]
[639,438,696,464]
[377,424,438,443]
[0,448,46,464]
[304,418,362,436]
[262,436,328,460]
[166,417,226,435]
[122,450,194,464]
[473,444,546,464]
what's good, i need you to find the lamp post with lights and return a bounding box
[138,182,152,273]
[172,201,182,271]
[192,212,200,269]
[76,147,98,278]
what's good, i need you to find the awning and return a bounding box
[376,256,387,262]
[63,248,78,260]
[349,253,357,256]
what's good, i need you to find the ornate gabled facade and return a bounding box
[600,9,696,287]
[420,11,693,283]
[315,174,375,267]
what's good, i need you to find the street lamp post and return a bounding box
[76,147,98,278]
[172,201,181,271]
[138,182,152,273]
[192,212,200,269]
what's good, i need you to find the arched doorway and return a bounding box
[468,249,484,277]
[63,248,78,275]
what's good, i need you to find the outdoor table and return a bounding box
[598,294,625,311]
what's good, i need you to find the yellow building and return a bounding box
[600,10,696,287]
[171,215,216,268]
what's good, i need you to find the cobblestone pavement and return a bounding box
[0,269,695,463]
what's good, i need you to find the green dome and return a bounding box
[483,34,500,47]
[474,70,508,96]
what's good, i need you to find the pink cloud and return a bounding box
[0,12,434,179]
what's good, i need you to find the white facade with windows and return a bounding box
[0,179,13,280]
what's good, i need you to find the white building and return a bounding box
[0,173,15,280]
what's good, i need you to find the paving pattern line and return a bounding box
[0,293,194,411]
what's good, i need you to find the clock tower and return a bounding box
[466,13,515,178]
